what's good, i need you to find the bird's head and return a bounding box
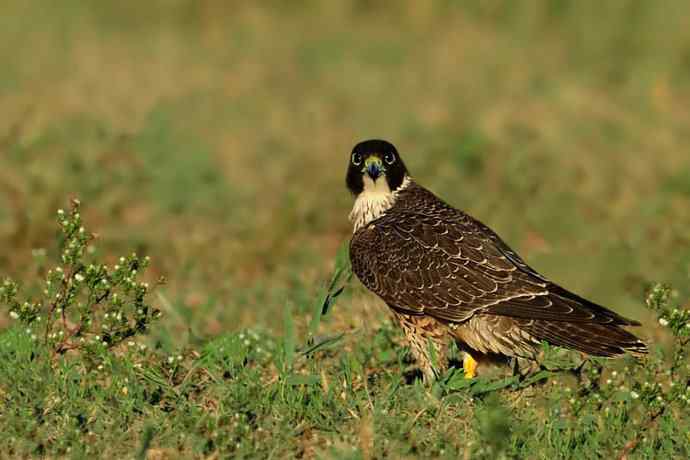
[346,139,409,196]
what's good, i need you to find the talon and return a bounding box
[463,352,478,379]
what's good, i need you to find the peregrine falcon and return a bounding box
[347,139,647,381]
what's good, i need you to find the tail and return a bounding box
[522,320,648,358]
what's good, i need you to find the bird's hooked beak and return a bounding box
[363,155,384,182]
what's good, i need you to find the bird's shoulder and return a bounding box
[351,182,517,269]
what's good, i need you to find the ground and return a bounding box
[1,1,690,458]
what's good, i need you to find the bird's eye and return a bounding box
[352,153,363,166]
[384,152,396,165]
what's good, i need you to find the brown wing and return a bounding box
[349,183,639,327]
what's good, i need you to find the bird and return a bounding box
[346,139,647,382]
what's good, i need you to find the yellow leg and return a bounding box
[463,352,478,379]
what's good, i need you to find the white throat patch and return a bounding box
[349,176,410,232]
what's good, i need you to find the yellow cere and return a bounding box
[364,155,382,168]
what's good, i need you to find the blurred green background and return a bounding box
[2,0,690,345]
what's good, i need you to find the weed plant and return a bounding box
[1,202,689,458]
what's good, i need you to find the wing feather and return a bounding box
[349,183,642,328]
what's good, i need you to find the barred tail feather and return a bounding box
[523,320,648,357]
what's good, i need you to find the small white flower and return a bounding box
[128,341,135,347]
[9,311,19,319]
[612,371,618,377]
[74,273,85,282]
[57,209,65,215]
[177,355,183,361]
[244,339,250,346]
[630,391,639,399]
[659,318,669,327]
[167,356,174,364]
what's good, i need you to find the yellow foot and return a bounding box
[463,353,478,379]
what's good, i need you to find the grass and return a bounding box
[1,1,690,458]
